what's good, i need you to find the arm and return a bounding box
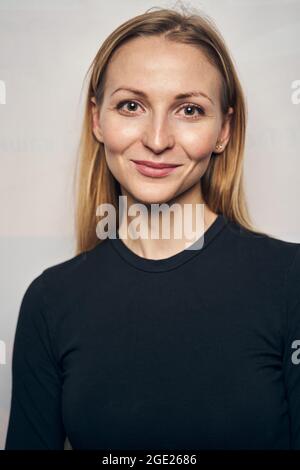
[283,244,300,449]
[5,273,66,449]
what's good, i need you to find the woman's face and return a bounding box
[91,36,233,205]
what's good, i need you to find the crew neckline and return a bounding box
[109,213,229,272]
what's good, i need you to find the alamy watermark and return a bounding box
[0,340,6,365]
[0,80,6,104]
[291,339,300,365]
[291,80,300,105]
[96,196,206,250]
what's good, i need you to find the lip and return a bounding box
[131,159,181,169]
[131,160,181,178]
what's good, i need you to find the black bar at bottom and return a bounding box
[1,449,300,466]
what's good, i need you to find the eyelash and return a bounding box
[115,100,205,120]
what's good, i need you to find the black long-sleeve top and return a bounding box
[5,214,300,449]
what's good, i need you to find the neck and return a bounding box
[117,183,218,260]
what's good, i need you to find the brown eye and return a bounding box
[116,100,141,113]
[179,104,205,118]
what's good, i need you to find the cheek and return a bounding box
[181,126,218,161]
[100,114,140,154]
[99,115,136,180]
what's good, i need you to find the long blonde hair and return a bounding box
[73,5,267,255]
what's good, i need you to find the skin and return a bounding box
[91,36,234,259]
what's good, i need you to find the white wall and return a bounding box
[0,0,300,449]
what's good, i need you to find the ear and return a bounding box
[90,96,104,143]
[214,106,234,154]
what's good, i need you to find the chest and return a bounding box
[59,276,288,449]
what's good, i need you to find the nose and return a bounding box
[141,116,175,154]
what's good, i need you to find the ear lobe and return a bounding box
[217,107,234,151]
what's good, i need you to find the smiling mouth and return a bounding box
[130,159,182,169]
[131,160,182,178]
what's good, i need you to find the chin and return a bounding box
[128,188,177,206]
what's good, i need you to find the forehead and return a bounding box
[105,36,221,101]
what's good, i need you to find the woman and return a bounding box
[5,7,300,450]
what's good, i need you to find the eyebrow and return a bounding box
[110,87,215,105]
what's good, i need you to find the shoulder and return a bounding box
[224,218,300,273]
[40,238,111,293]
[19,239,111,327]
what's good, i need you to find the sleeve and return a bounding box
[4,273,66,449]
[283,244,300,449]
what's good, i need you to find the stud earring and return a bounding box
[215,142,223,150]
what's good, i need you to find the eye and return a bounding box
[178,103,205,119]
[116,100,142,114]
[115,100,205,120]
